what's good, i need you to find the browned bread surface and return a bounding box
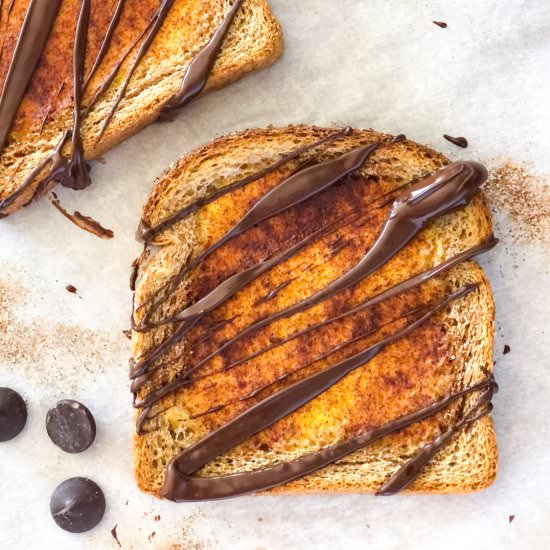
[0,0,283,214]
[132,125,496,496]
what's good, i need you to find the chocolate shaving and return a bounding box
[111,524,122,547]
[49,193,114,240]
[443,134,468,148]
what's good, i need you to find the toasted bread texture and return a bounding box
[0,0,283,214]
[132,126,496,496]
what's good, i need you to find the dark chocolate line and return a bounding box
[163,286,475,477]
[162,377,493,501]
[183,302,430,420]
[0,0,62,151]
[377,385,495,495]
[158,0,244,119]
[163,377,494,501]
[96,0,175,141]
[149,161,486,334]
[83,0,124,88]
[130,204,367,382]
[160,286,482,501]
[146,235,498,403]
[137,127,353,243]
[58,0,91,191]
[82,17,155,119]
[133,162,488,387]
[136,142,379,327]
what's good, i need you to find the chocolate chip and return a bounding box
[46,400,96,453]
[50,477,105,533]
[0,387,27,442]
[503,344,511,355]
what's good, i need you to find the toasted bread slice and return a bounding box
[0,0,283,215]
[132,126,496,497]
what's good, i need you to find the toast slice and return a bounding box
[0,0,283,216]
[131,125,497,498]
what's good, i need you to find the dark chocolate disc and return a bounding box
[50,477,105,533]
[0,387,27,442]
[46,400,96,453]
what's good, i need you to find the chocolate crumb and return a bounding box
[111,524,122,547]
[148,531,156,542]
[154,515,161,521]
[503,345,511,355]
[433,21,448,28]
[483,162,550,242]
[443,134,468,148]
[509,515,515,524]
[65,284,77,294]
[258,517,263,522]
[122,329,132,339]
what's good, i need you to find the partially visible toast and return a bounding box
[131,126,496,497]
[0,0,283,215]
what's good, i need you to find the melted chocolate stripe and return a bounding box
[131,203,363,367]
[83,0,124,88]
[179,303,431,420]
[96,0,175,141]
[133,162,488,388]
[159,0,244,118]
[134,298,428,414]
[137,143,379,327]
[377,385,496,495]
[153,161,486,333]
[82,18,155,119]
[135,235,497,417]
[161,285,476,479]
[136,233,497,396]
[59,0,91,191]
[161,366,492,501]
[0,0,62,151]
[138,127,353,243]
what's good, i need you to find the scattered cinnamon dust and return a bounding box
[0,273,126,393]
[483,162,550,242]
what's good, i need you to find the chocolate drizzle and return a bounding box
[0,0,246,215]
[0,0,62,151]
[159,0,244,120]
[134,141,378,330]
[137,127,354,243]
[162,373,496,501]
[130,159,488,391]
[130,136,495,499]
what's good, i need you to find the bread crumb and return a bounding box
[484,162,550,242]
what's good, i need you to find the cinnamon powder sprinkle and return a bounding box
[483,162,550,242]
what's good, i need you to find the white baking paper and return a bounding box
[1,0,550,548]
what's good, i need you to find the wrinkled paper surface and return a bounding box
[1,1,549,548]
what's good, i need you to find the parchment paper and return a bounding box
[1,1,549,548]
